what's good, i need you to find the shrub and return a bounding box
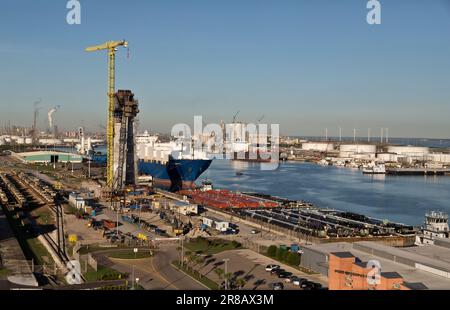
[287,252,301,266]
[276,247,287,261]
[267,245,277,257]
[231,240,241,248]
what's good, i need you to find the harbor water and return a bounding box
[201,159,450,226]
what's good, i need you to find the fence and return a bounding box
[5,259,67,277]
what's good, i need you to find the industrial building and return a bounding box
[169,201,199,216]
[13,151,83,164]
[328,252,411,290]
[201,216,231,232]
[299,241,450,289]
[68,192,86,209]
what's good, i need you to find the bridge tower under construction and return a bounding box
[113,89,139,190]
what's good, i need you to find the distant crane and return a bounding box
[86,40,128,188]
[257,115,265,124]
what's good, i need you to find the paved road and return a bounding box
[92,245,206,290]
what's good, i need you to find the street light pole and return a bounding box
[139,205,142,225]
[181,237,185,266]
[132,265,135,289]
[223,258,230,290]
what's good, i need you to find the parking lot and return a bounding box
[194,249,327,290]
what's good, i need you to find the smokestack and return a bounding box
[47,106,60,129]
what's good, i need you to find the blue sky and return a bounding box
[1,0,450,138]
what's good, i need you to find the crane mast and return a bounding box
[85,40,128,189]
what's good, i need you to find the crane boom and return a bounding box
[86,40,128,189]
[85,40,128,52]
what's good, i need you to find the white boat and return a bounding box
[362,162,386,174]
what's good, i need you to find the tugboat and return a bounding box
[415,211,449,245]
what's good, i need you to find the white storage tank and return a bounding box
[387,146,429,156]
[16,137,25,144]
[301,142,334,152]
[377,153,399,162]
[429,153,450,164]
[38,138,62,145]
[339,144,376,158]
[340,144,376,154]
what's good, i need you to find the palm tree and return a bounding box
[224,272,233,289]
[236,278,247,290]
[214,268,224,282]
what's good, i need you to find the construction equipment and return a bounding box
[85,40,128,189]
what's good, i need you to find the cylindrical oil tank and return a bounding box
[340,144,376,153]
[301,142,334,152]
[387,146,429,156]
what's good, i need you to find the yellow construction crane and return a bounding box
[85,40,128,188]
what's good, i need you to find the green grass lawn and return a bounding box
[0,268,12,278]
[184,237,242,255]
[84,265,125,283]
[27,237,55,266]
[34,208,53,225]
[107,250,154,260]
[3,207,55,266]
[172,261,218,290]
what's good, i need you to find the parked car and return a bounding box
[285,275,299,283]
[293,277,308,286]
[300,281,315,289]
[271,268,285,276]
[251,229,260,234]
[309,282,322,290]
[268,282,284,290]
[265,264,280,272]
[278,271,293,279]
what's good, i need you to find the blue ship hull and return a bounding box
[138,156,212,191]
